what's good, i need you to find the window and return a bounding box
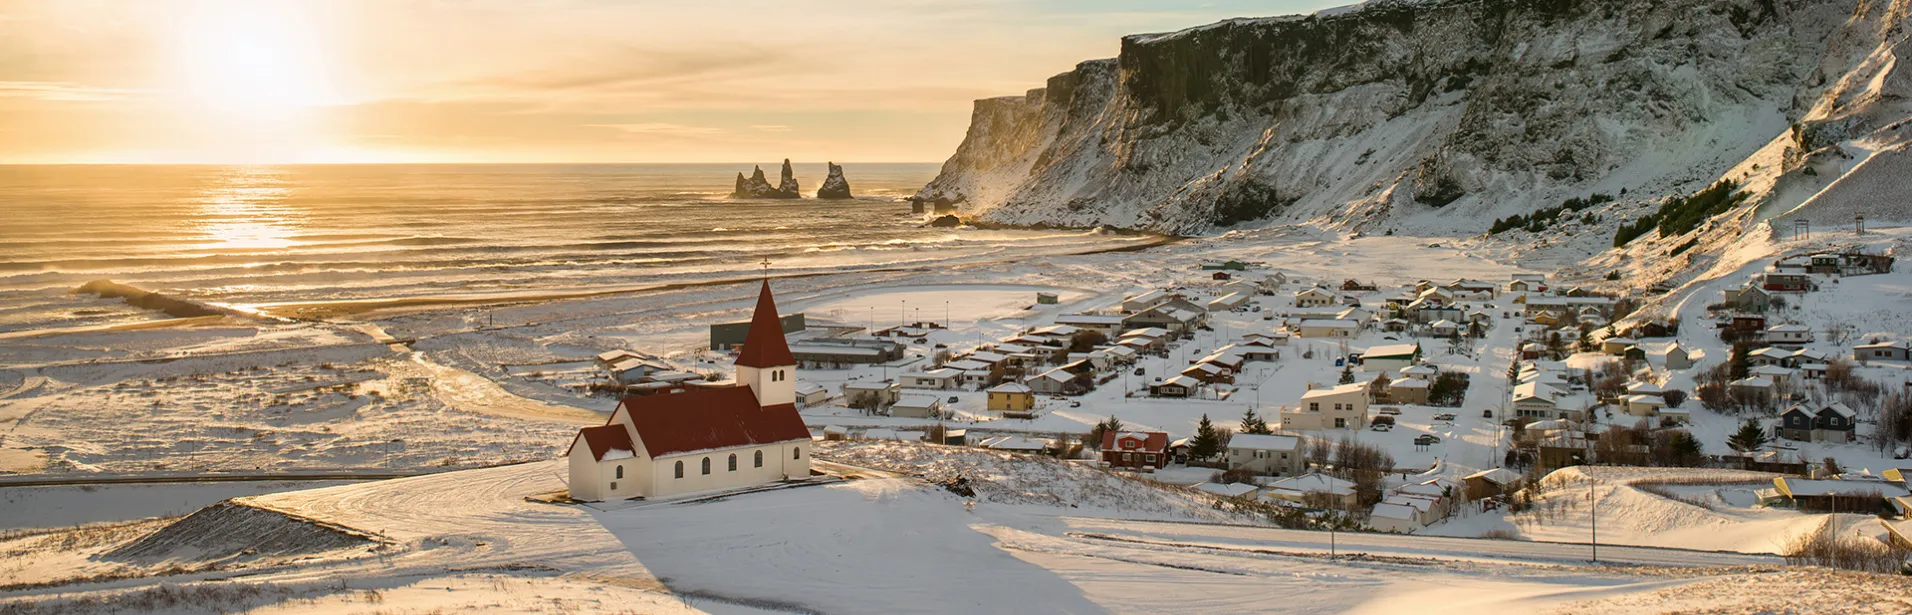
[1309,402,1320,411]
[610,481,617,490]
[1334,418,1347,428]
[1146,454,1157,463]
[728,454,738,471]
[674,460,684,478]
[793,447,802,460]
[701,457,711,475]
[754,450,764,468]
[615,465,624,479]
[1123,453,1133,462]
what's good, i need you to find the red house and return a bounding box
[1100,431,1170,469]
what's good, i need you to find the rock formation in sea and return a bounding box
[732,160,802,199]
[816,162,853,199]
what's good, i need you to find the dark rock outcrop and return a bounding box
[817,162,853,199]
[927,215,964,227]
[732,159,802,199]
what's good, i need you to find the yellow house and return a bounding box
[987,382,1035,412]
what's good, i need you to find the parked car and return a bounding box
[1371,415,1395,426]
[1068,401,1081,408]
[1414,434,1442,445]
[1370,423,1392,432]
[1482,409,1495,419]
[1134,367,1146,376]
[1377,406,1401,416]
[948,396,960,404]
[1432,413,1457,421]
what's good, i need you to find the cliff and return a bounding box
[817,162,853,199]
[733,159,803,199]
[916,0,1865,235]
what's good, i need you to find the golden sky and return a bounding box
[0,0,1332,164]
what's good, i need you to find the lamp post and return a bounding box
[1590,476,1599,563]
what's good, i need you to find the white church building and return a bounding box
[566,280,813,501]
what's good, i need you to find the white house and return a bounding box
[1296,319,1358,338]
[902,368,961,390]
[1767,323,1814,347]
[1226,433,1305,477]
[1281,383,1370,430]
[1208,291,1252,312]
[566,281,811,502]
[1294,287,1337,308]
[1361,343,1422,373]
[890,394,943,419]
[793,381,828,407]
[842,380,901,407]
[1263,472,1359,509]
[1054,313,1129,335]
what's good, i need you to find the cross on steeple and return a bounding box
[760,257,772,279]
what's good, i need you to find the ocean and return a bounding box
[0,163,1142,329]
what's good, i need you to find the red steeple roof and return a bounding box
[734,280,795,368]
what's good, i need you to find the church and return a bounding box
[566,280,812,501]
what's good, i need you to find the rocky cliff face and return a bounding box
[817,162,853,199]
[917,0,1862,234]
[733,159,803,199]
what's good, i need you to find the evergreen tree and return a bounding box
[1729,343,1752,380]
[1087,415,1124,450]
[1239,408,1271,435]
[1669,431,1704,466]
[1726,419,1768,453]
[1339,364,1356,384]
[1189,414,1222,460]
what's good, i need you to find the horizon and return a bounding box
[0,0,1341,166]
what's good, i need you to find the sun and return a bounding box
[172,1,337,115]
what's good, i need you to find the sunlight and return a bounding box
[195,167,301,252]
[172,1,337,114]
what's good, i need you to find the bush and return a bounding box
[1782,521,1911,573]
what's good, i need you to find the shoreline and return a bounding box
[240,232,1184,320]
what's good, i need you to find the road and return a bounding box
[0,470,430,488]
[1062,517,1783,568]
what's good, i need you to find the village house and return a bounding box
[1722,284,1774,313]
[1208,291,1252,312]
[1027,367,1087,395]
[1463,468,1523,501]
[1099,431,1169,470]
[793,381,828,407]
[1225,433,1305,477]
[841,380,901,408]
[1126,304,1205,333]
[1855,340,1911,362]
[1360,343,1422,373]
[1771,477,1911,513]
[1180,362,1234,385]
[1426,319,1462,338]
[1729,376,1777,405]
[1281,383,1370,430]
[787,337,906,367]
[1263,472,1359,510]
[1600,337,1637,355]
[986,382,1035,412]
[1053,313,1129,336]
[1653,342,1695,370]
[1296,319,1359,338]
[1388,378,1430,404]
[1294,287,1337,308]
[1149,375,1200,398]
[978,435,1050,454]
[1766,323,1813,348]
[1120,289,1178,313]
[1779,403,1857,443]
[566,281,812,502]
[902,368,961,390]
[889,394,943,419]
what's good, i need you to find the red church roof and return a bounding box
[571,424,636,461]
[734,280,795,368]
[614,386,808,457]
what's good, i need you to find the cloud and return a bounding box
[0,81,154,101]
[588,122,725,137]
[751,124,792,132]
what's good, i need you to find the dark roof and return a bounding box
[616,386,808,457]
[735,280,796,368]
[572,424,636,461]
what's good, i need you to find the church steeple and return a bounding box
[734,279,796,406]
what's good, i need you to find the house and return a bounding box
[1620,394,1667,417]
[1341,279,1378,292]
[1855,340,1911,362]
[1121,290,1178,313]
[1426,319,1461,338]
[1507,279,1537,293]
[1053,313,1129,335]
[1297,319,1359,338]
[1766,323,1813,348]
[978,435,1050,453]
[1779,403,1857,443]
[1035,292,1059,305]
[841,380,901,407]
[1245,332,1291,346]
[1600,337,1637,355]
[1729,376,1777,404]
[1399,364,1437,381]
[1226,433,1305,477]
[1194,482,1261,498]
[1360,343,1422,373]
[1771,477,1911,513]
[566,281,811,502]
[793,381,828,407]
[1126,304,1205,333]
[1463,468,1523,500]
[1263,472,1359,510]
[986,382,1035,412]
[1761,272,1812,292]
[889,394,944,419]
[1723,285,1774,312]
[1281,383,1370,430]
[1750,364,1795,384]
[1653,343,1694,370]
[1180,362,1234,385]
[1027,368,1086,395]
[1208,291,1252,312]
[1202,259,1251,271]
[1369,501,1424,534]
[902,368,961,390]
[1389,378,1430,404]
[1294,287,1337,308]
[1149,375,1200,398]
[1254,273,1287,292]
[1100,431,1169,469]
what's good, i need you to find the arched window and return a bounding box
[701,457,711,475]
[793,446,802,460]
[728,454,738,471]
[754,450,763,468]
[615,465,624,479]
[674,460,684,478]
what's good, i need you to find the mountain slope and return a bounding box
[917,0,1860,235]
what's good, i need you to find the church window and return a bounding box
[728,454,738,471]
[702,457,711,475]
[615,465,624,479]
[754,450,763,467]
[793,446,802,460]
[674,461,683,478]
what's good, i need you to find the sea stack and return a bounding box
[731,162,801,199]
[816,162,852,199]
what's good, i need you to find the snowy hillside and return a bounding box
[917,0,1884,236]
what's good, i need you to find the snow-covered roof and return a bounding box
[1121,327,1172,338]
[1768,323,1811,333]
[1229,433,1300,451]
[1160,375,1200,388]
[1621,394,1665,406]
[1370,502,1419,521]
[1401,365,1437,376]
[893,394,940,409]
[988,382,1032,394]
[794,381,826,395]
[1465,468,1521,486]
[915,368,961,379]
[1194,482,1260,497]
[1390,378,1429,389]
[1776,478,1911,498]
[1731,376,1774,388]
[978,435,1050,451]
[1364,343,1419,358]
[1428,319,1459,328]
[1298,319,1358,328]
[1750,365,1793,377]
[1267,472,1356,496]
[1625,381,1663,395]
[1300,382,1369,399]
[1055,313,1127,325]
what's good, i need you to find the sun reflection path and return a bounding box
[196,166,301,252]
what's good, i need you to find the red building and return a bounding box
[1099,431,1170,469]
[1761,273,1811,292]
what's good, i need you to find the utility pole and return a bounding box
[1590,476,1598,563]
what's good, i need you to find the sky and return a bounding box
[0,0,1342,164]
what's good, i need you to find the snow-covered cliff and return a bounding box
[918,0,1862,235]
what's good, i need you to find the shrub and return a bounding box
[1781,520,1911,573]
